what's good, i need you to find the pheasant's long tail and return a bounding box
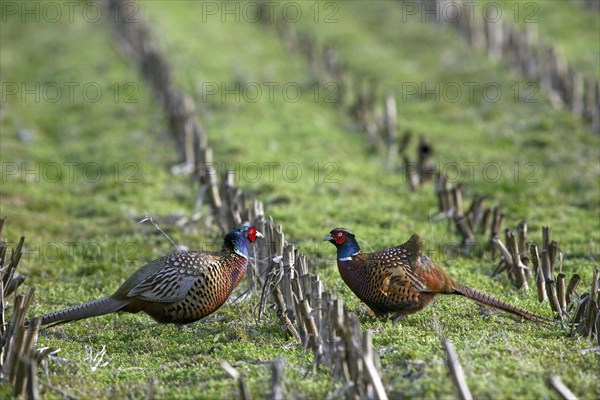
[30,296,130,327]
[454,285,553,325]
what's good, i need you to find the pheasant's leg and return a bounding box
[364,305,378,318]
[392,313,406,324]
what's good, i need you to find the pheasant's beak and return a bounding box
[322,233,333,242]
[256,230,264,238]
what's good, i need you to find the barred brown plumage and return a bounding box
[324,228,552,325]
[31,223,262,327]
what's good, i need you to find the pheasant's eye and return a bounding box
[337,232,343,237]
[247,227,257,241]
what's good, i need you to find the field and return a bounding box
[1,1,599,398]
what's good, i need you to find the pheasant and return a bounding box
[323,228,551,324]
[32,223,262,327]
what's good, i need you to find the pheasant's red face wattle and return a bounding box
[334,230,346,245]
[247,227,258,242]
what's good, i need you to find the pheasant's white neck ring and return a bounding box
[235,249,249,259]
[338,252,359,261]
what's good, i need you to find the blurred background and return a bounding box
[1,1,599,398]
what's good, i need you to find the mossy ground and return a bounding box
[1,1,598,398]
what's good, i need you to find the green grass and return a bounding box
[1,1,599,398]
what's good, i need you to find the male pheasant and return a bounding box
[324,228,551,324]
[32,223,262,326]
